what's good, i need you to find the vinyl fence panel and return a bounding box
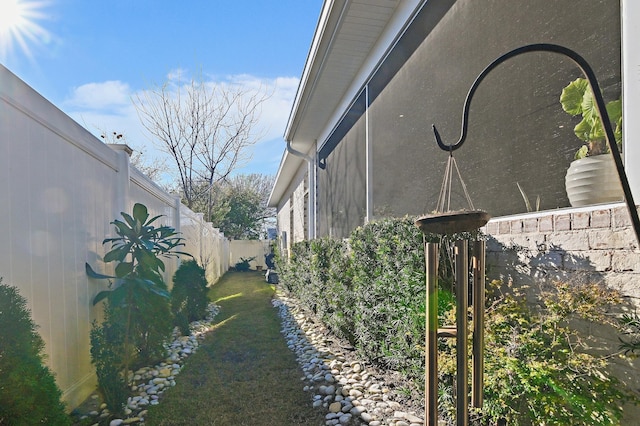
[0,65,229,409]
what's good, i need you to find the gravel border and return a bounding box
[71,304,221,425]
[273,289,426,426]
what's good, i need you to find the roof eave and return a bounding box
[267,150,305,207]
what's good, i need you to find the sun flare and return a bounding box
[0,0,50,60]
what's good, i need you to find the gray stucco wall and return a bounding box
[316,0,621,237]
[371,0,621,218]
[318,114,367,238]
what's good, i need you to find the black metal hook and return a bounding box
[432,43,640,246]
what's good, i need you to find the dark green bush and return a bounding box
[277,218,635,425]
[90,299,173,415]
[90,306,128,415]
[279,238,355,343]
[171,260,209,335]
[310,238,354,343]
[127,294,174,366]
[349,218,426,377]
[0,279,70,425]
[277,241,312,295]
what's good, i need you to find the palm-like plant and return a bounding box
[87,203,188,384]
[88,203,185,304]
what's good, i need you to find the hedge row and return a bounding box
[0,279,70,425]
[278,218,431,384]
[276,217,636,425]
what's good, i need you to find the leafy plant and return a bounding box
[459,280,634,425]
[277,217,637,425]
[234,256,256,271]
[516,182,540,212]
[618,312,640,355]
[0,279,70,425]
[87,203,186,306]
[90,306,128,415]
[348,218,426,376]
[86,203,187,396]
[171,260,209,335]
[560,77,622,159]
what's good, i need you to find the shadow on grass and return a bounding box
[144,271,327,425]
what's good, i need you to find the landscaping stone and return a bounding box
[73,303,220,425]
[273,290,424,426]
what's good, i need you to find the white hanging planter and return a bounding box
[565,154,624,207]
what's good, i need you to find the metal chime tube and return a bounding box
[425,242,439,426]
[472,240,485,408]
[455,240,469,426]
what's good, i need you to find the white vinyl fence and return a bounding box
[180,206,230,283]
[229,239,272,270]
[0,65,231,409]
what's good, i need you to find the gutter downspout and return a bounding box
[286,140,316,240]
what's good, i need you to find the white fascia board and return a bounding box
[284,0,337,142]
[315,0,424,150]
[268,150,305,207]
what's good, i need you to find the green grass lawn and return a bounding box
[144,271,327,425]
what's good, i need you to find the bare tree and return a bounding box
[133,73,269,212]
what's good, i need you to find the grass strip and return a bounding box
[144,271,327,425]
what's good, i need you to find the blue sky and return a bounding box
[0,0,323,179]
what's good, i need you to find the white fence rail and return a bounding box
[0,65,236,408]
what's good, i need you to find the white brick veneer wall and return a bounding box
[484,203,640,304]
[484,204,640,420]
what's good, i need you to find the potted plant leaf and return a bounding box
[560,77,624,206]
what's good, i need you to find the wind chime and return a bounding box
[411,41,640,426]
[415,148,489,426]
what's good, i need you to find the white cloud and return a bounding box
[167,67,188,83]
[65,80,131,110]
[259,76,300,142]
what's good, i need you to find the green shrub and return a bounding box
[279,238,355,343]
[439,280,633,425]
[171,260,209,335]
[277,217,636,425]
[86,203,186,408]
[310,238,354,343]
[0,279,70,425]
[90,306,128,415]
[277,241,311,295]
[349,218,426,377]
